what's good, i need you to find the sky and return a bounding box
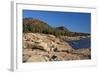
[23,10,91,33]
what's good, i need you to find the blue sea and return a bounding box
[67,38,91,49]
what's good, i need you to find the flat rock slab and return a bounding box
[27,55,48,62]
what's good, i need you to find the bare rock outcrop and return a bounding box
[23,33,91,62]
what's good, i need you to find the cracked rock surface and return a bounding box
[23,33,91,63]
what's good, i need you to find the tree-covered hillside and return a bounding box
[23,18,90,37]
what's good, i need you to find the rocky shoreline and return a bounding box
[23,33,91,63]
[60,35,90,41]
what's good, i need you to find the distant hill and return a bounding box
[55,26,70,32]
[23,18,90,37]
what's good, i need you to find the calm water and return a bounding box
[67,38,91,49]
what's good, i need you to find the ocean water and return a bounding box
[67,38,91,49]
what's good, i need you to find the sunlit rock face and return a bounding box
[22,33,91,63]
